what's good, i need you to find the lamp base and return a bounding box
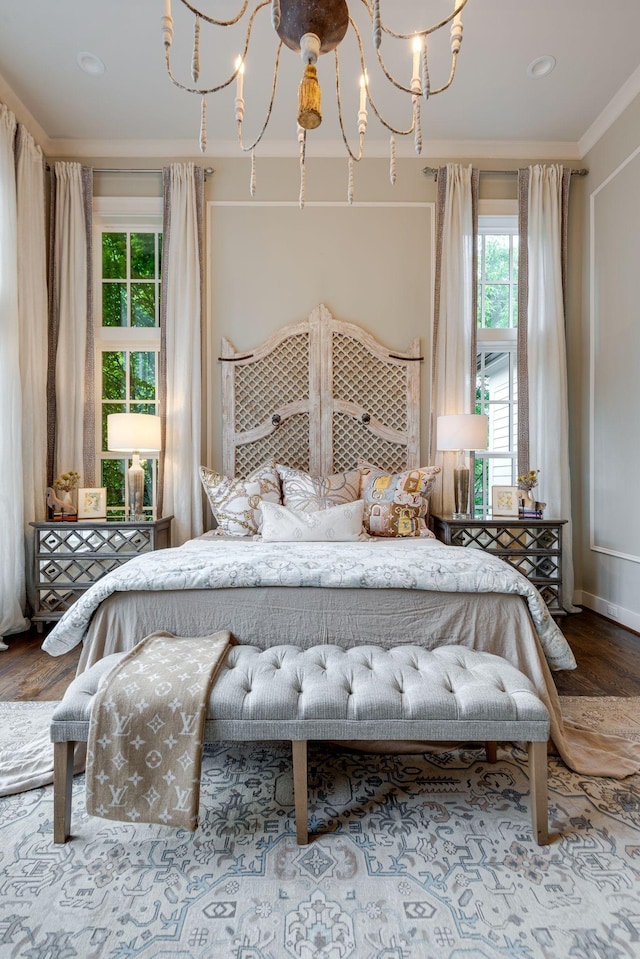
[128,453,145,522]
[453,464,470,519]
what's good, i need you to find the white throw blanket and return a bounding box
[42,538,576,671]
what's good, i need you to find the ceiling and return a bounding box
[1,0,639,159]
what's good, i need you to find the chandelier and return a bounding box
[162,0,469,204]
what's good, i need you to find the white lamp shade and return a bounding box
[107,413,161,452]
[437,413,488,451]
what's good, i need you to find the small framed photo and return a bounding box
[77,487,107,520]
[491,485,520,517]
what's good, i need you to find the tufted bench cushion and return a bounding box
[51,645,550,845]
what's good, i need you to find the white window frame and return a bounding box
[476,200,519,512]
[93,197,163,516]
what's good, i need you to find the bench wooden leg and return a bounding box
[53,741,75,844]
[528,740,549,845]
[291,740,308,845]
[485,741,497,763]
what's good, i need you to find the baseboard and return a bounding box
[577,590,640,635]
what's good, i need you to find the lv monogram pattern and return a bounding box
[86,631,232,830]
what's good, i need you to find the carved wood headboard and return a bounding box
[220,303,421,477]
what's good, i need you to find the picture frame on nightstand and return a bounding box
[491,485,519,517]
[77,487,107,520]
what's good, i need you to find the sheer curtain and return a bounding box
[0,105,29,641]
[158,163,205,545]
[47,163,94,487]
[16,126,48,612]
[429,164,479,515]
[519,164,579,611]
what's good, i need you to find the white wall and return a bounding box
[571,92,640,630]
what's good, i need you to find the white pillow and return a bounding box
[260,499,365,542]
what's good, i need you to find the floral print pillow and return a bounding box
[276,465,361,513]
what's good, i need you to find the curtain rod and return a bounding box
[93,166,214,177]
[422,166,588,179]
[45,164,214,177]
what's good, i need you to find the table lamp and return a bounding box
[437,413,488,518]
[107,413,161,521]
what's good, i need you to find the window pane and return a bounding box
[102,352,126,400]
[102,233,127,279]
[102,402,126,451]
[102,459,125,512]
[103,283,128,327]
[483,284,510,328]
[130,283,156,328]
[484,235,510,282]
[131,233,155,279]
[130,352,156,401]
[158,234,162,273]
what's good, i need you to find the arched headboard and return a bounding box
[220,303,421,477]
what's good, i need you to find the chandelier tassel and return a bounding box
[413,97,422,156]
[298,63,322,130]
[372,0,382,50]
[271,0,281,31]
[199,95,207,153]
[421,39,430,99]
[298,126,306,210]
[250,149,257,197]
[191,16,200,82]
[348,157,354,205]
[389,135,396,186]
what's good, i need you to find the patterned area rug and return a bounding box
[1,699,640,959]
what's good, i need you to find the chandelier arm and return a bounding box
[237,41,283,153]
[334,48,364,162]
[429,55,458,95]
[349,19,415,137]
[165,1,269,96]
[176,0,250,28]
[357,0,470,40]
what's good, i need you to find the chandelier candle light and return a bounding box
[162,0,469,203]
[107,413,162,522]
[437,413,488,519]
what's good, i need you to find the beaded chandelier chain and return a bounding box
[162,0,470,205]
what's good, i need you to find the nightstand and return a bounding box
[431,513,567,617]
[30,516,173,631]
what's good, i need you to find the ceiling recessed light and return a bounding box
[76,52,105,76]
[527,55,556,79]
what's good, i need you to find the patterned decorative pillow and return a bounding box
[199,462,281,536]
[276,465,361,513]
[260,500,365,542]
[360,465,441,537]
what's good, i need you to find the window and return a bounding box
[93,198,162,518]
[474,205,519,513]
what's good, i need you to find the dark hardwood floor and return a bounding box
[1,607,639,701]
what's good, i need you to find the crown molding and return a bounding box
[46,135,582,162]
[579,63,640,158]
[0,70,51,153]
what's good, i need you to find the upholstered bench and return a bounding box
[51,644,551,845]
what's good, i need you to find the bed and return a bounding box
[42,305,640,778]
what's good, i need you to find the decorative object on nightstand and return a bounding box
[107,413,161,521]
[29,516,173,631]
[48,470,81,520]
[437,414,488,519]
[518,468,546,517]
[431,513,568,617]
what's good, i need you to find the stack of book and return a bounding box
[519,506,544,519]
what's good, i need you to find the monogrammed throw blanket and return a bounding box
[86,630,233,830]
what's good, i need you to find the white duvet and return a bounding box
[42,536,576,671]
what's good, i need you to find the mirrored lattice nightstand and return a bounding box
[30,517,173,632]
[431,514,567,617]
